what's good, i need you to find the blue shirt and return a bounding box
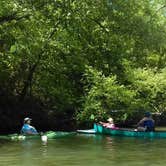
[21,124,38,134]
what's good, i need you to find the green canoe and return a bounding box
[0,131,76,141]
[94,123,166,138]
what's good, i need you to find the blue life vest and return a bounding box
[143,120,154,131]
[21,124,38,134]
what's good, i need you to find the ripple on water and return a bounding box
[0,135,166,166]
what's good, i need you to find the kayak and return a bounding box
[94,123,166,138]
[0,131,76,141]
[46,131,76,139]
[77,129,96,134]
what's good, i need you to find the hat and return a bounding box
[145,112,151,117]
[107,117,113,123]
[24,117,32,123]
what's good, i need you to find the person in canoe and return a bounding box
[137,112,155,132]
[99,117,118,129]
[21,117,38,135]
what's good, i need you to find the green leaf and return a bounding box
[10,45,16,53]
[90,114,95,120]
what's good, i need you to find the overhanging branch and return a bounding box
[0,12,30,25]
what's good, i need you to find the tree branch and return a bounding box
[0,12,30,25]
[19,20,61,100]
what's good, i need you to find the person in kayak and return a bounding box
[99,117,118,129]
[21,117,38,135]
[137,112,155,132]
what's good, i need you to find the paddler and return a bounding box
[21,117,38,135]
[137,112,155,132]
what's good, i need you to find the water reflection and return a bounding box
[105,136,113,145]
[0,139,10,147]
[41,141,48,157]
[1,135,166,166]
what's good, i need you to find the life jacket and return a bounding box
[143,120,154,132]
[21,124,38,134]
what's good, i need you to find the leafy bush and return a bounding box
[77,66,136,124]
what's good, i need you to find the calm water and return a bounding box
[0,134,166,166]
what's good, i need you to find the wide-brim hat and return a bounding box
[107,117,113,123]
[24,117,32,123]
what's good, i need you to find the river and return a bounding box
[0,134,166,166]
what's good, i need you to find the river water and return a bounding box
[0,134,166,166]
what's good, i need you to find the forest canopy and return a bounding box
[1,0,166,128]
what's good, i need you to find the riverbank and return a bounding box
[0,97,76,134]
[1,96,166,134]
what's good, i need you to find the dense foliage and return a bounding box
[1,0,166,129]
